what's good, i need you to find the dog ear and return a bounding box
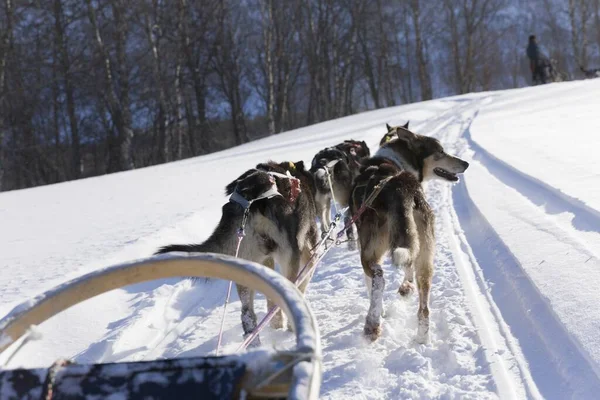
[225,169,255,195]
[386,123,393,132]
[295,160,305,171]
[362,141,370,156]
[394,127,416,142]
[402,121,410,129]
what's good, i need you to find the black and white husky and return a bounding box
[156,161,318,346]
[310,140,370,245]
[352,124,468,343]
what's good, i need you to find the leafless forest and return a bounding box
[0,0,599,191]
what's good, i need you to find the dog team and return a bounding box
[156,122,469,346]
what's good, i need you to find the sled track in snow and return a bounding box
[463,117,600,238]
[435,102,600,399]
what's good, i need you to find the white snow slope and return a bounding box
[2,79,600,399]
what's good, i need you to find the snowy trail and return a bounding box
[445,100,600,399]
[73,99,532,399]
[5,82,600,399]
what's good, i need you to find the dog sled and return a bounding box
[0,254,322,399]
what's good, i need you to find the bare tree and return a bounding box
[0,0,13,190]
[54,0,82,179]
[409,0,433,100]
[86,0,135,172]
[213,0,249,145]
[442,0,506,94]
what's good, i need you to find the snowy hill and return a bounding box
[2,79,600,399]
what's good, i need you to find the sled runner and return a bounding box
[0,254,322,399]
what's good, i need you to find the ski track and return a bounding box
[443,101,600,399]
[6,92,600,399]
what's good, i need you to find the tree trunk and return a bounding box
[262,0,276,134]
[569,0,582,67]
[174,61,184,160]
[143,1,171,162]
[410,0,433,100]
[54,0,81,179]
[51,46,62,183]
[112,0,134,170]
[0,0,13,191]
[87,0,135,172]
[579,0,591,68]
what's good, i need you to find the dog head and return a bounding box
[379,121,410,146]
[380,126,469,183]
[336,140,371,158]
[310,147,347,172]
[310,147,350,192]
[225,169,279,200]
[225,162,302,204]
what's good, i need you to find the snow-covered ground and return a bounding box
[2,79,600,399]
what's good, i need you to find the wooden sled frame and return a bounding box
[0,253,322,399]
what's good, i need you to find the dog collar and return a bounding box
[229,182,282,210]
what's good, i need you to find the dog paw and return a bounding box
[363,324,382,342]
[415,331,430,345]
[347,240,358,251]
[398,281,415,297]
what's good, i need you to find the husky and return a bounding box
[156,161,318,346]
[351,124,468,343]
[310,140,370,245]
[580,65,600,79]
[379,121,410,147]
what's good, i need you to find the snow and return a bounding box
[2,79,600,399]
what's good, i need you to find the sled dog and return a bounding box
[310,140,370,244]
[156,161,318,346]
[352,124,468,343]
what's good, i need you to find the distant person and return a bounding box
[527,35,548,85]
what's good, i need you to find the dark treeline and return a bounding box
[1,0,599,191]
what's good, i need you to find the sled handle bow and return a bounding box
[0,253,322,399]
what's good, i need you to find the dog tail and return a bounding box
[154,243,213,282]
[155,243,204,255]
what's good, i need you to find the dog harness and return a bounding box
[228,170,300,210]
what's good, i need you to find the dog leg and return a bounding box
[363,261,385,341]
[393,248,415,297]
[237,284,261,347]
[414,248,433,344]
[262,258,284,330]
[344,216,358,250]
[413,207,434,344]
[364,274,372,299]
[297,245,314,295]
[276,247,301,332]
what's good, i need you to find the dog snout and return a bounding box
[461,160,469,170]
